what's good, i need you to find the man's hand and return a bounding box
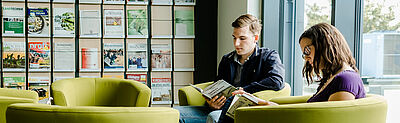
[205,96,226,109]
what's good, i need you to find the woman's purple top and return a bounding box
[307,70,366,103]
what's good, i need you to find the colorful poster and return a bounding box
[54,8,75,36]
[80,10,101,37]
[54,43,74,70]
[151,44,171,71]
[28,8,50,36]
[4,77,25,90]
[127,9,148,36]
[2,6,24,36]
[175,10,194,36]
[104,9,124,37]
[28,41,50,69]
[151,78,171,104]
[81,48,98,70]
[28,77,50,101]
[104,43,124,69]
[126,74,147,84]
[3,42,25,70]
[128,43,147,71]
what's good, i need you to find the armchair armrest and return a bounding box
[178,82,213,106]
[269,95,312,104]
[253,83,291,101]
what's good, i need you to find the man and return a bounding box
[176,14,285,123]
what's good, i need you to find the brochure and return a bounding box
[53,8,75,36]
[54,43,74,70]
[104,9,124,37]
[151,77,172,104]
[2,6,24,36]
[28,41,50,70]
[81,48,99,70]
[151,44,171,70]
[104,43,124,69]
[126,73,147,84]
[28,8,50,36]
[80,10,101,37]
[4,77,25,90]
[3,42,25,70]
[127,9,148,36]
[128,43,147,71]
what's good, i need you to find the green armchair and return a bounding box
[0,88,38,123]
[51,78,151,107]
[6,103,179,123]
[178,82,291,106]
[235,94,387,123]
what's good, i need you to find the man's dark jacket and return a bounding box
[216,47,285,94]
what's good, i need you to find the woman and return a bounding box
[218,23,366,123]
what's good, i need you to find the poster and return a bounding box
[104,43,124,69]
[128,43,147,71]
[4,77,25,90]
[104,9,124,37]
[54,43,74,70]
[151,44,171,71]
[151,78,171,104]
[127,9,148,36]
[28,8,50,36]
[28,41,50,70]
[3,42,25,70]
[126,74,147,84]
[2,6,24,36]
[81,48,99,70]
[175,10,194,36]
[28,77,50,101]
[54,8,75,36]
[80,10,101,37]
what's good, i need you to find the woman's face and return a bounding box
[299,38,315,66]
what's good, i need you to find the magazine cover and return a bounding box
[175,0,194,4]
[28,41,50,69]
[54,8,75,36]
[126,73,147,84]
[28,77,50,101]
[4,77,25,90]
[128,0,148,3]
[127,9,148,36]
[151,78,171,104]
[81,48,99,70]
[79,0,101,3]
[2,6,24,36]
[54,43,74,70]
[175,10,194,36]
[80,10,101,37]
[151,44,171,70]
[3,42,25,70]
[28,8,50,36]
[104,43,124,69]
[152,0,172,5]
[104,9,124,37]
[128,43,147,71]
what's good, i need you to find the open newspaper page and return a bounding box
[54,43,74,71]
[53,8,74,36]
[226,94,258,118]
[28,8,50,36]
[202,80,236,99]
[104,9,124,37]
[151,44,171,71]
[2,6,24,36]
[80,10,101,37]
[28,77,50,101]
[3,42,25,71]
[128,43,147,71]
[4,77,25,90]
[104,43,124,70]
[127,9,148,37]
[126,74,147,84]
[81,48,99,70]
[28,41,50,70]
[151,78,172,104]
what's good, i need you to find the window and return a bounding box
[362,0,400,122]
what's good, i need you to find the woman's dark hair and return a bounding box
[299,23,358,85]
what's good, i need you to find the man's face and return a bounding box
[232,26,258,56]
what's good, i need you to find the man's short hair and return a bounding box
[231,14,262,35]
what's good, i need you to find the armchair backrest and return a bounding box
[52,78,151,107]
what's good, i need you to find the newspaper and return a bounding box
[226,93,258,118]
[190,80,236,99]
